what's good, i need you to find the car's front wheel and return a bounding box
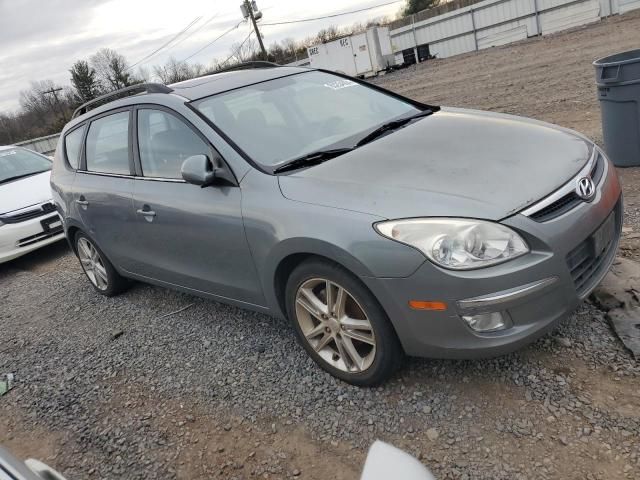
[286,259,403,386]
[75,232,128,297]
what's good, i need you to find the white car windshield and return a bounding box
[0,148,51,184]
[194,71,420,168]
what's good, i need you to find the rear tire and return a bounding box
[75,232,129,297]
[285,259,403,386]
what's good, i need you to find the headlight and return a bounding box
[375,218,529,270]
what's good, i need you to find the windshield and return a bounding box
[0,148,51,184]
[193,71,421,168]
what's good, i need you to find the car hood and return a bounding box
[278,108,592,220]
[0,170,52,215]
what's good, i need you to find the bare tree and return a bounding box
[17,80,71,135]
[19,80,58,116]
[229,37,258,64]
[153,57,205,84]
[90,48,139,91]
[136,66,151,83]
[316,26,341,44]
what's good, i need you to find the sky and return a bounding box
[0,0,402,113]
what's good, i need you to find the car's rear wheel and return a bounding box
[286,259,403,386]
[75,232,128,297]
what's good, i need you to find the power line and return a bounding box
[259,0,403,26]
[128,16,202,70]
[181,20,245,62]
[166,12,220,52]
[219,29,254,67]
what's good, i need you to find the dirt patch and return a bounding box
[1,407,63,468]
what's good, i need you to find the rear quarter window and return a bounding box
[64,126,84,169]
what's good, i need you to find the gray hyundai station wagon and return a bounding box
[51,62,622,386]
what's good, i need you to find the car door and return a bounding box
[74,108,137,270]
[129,105,265,306]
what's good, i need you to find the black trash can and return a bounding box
[594,49,640,167]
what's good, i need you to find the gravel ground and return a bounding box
[2,246,639,480]
[2,11,640,480]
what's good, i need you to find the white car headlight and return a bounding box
[375,218,529,270]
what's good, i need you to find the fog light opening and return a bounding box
[462,312,509,332]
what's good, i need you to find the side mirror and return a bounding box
[360,441,436,480]
[181,154,217,187]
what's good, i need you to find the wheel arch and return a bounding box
[266,238,377,319]
[64,219,85,255]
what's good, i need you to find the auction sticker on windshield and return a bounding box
[324,79,357,90]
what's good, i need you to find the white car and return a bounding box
[0,146,64,263]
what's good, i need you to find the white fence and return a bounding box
[389,0,640,60]
[14,133,60,156]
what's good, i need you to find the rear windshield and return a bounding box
[193,71,419,168]
[0,148,51,184]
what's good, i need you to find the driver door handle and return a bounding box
[136,208,156,217]
[76,197,89,207]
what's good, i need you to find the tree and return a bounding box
[70,60,100,102]
[403,0,440,16]
[229,37,258,64]
[90,48,139,91]
[316,26,341,44]
[153,57,204,84]
[19,80,58,116]
[18,80,71,135]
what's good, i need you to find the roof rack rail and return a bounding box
[72,83,173,119]
[214,61,281,75]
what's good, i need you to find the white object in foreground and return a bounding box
[361,441,436,480]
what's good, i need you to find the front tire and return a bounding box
[75,232,128,297]
[285,259,403,386]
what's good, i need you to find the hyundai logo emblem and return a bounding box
[576,177,595,200]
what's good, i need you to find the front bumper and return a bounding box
[362,156,623,359]
[0,212,64,264]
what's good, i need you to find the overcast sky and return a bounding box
[0,0,401,113]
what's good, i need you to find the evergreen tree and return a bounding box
[70,60,100,102]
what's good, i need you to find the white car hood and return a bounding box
[0,171,52,215]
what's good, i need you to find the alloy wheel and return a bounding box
[77,237,109,291]
[295,278,376,373]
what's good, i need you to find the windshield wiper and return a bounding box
[355,109,434,148]
[0,170,49,185]
[273,147,354,174]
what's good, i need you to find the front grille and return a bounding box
[0,202,56,224]
[566,201,620,296]
[530,153,605,223]
[18,225,63,247]
[590,152,605,185]
[530,192,581,222]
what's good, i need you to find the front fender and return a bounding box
[241,171,426,317]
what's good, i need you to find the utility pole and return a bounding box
[43,86,67,123]
[241,0,267,60]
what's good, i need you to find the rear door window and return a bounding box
[64,126,84,169]
[85,111,130,175]
[137,109,209,179]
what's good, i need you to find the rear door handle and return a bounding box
[136,209,156,217]
[76,198,89,207]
